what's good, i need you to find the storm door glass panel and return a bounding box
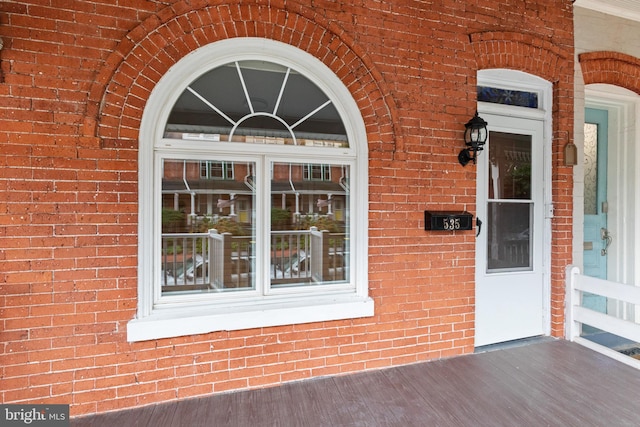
[487,132,533,271]
[161,159,256,295]
[487,203,532,270]
[270,161,349,288]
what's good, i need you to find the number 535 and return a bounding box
[443,218,461,230]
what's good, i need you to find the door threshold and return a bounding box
[474,336,556,354]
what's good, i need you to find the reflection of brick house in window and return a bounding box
[272,163,347,225]
[163,161,346,230]
[162,161,254,229]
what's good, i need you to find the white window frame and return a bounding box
[128,38,373,342]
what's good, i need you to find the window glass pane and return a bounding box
[477,86,539,109]
[164,61,349,147]
[270,162,349,288]
[488,132,532,200]
[161,159,255,295]
[487,202,532,271]
[584,123,598,215]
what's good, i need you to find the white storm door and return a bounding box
[475,113,545,347]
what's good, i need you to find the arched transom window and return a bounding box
[129,38,372,341]
[166,60,348,146]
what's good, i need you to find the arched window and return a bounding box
[128,38,372,341]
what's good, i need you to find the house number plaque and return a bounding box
[424,211,473,231]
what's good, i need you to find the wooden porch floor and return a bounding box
[71,339,640,426]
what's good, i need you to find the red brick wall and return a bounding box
[0,0,575,417]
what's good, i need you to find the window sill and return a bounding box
[127,296,375,342]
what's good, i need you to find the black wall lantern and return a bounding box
[458,112,488,166]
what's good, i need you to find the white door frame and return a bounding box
[584,85,640,286]
[476,69,553,343]
[584,85,640,322]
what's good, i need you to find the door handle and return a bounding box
[476,217,483,237]
[600,227,612,256]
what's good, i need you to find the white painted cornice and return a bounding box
[574,0,640,22]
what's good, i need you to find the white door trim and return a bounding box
[585,85,640,286]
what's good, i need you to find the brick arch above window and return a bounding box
[469,32,570,83]
[579,51,640,95]
[84,0,403,156]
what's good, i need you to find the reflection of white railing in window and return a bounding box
[161,233,210,292]
[208,230,253,290]
[488,226,531,271]
[161,229,345,292]
[271,230,312,285]
[499,239,529,267]
[310,227,346,283]
[270,229,345,286]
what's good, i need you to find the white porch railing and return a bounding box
[565,265,640,369]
